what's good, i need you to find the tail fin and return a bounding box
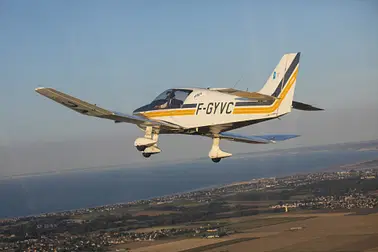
[259,52,301,115]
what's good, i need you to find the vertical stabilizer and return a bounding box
[259,52,301,115]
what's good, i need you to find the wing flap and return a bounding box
[218,132,300,144]
[35,87,182,129]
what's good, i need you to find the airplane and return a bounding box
[35,52,323,163]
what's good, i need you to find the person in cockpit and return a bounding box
[154,90,183,109]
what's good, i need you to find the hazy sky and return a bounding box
[1,0,378,176]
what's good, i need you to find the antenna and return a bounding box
[233,75,243,89]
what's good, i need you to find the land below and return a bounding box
[1,157,378,251]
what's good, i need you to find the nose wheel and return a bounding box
[211,158,221,163]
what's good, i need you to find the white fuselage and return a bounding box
[132,52,299,134]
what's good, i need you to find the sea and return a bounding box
[1,146,377,219]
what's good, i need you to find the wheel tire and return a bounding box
[142,153,151,158]
[136,145,146,151]
[211,158,221,163]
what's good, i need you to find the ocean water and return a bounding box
[0,149,377,219]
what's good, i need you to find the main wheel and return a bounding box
[211,158,221,163]
[136,145,146,151]
[142,153,151,158]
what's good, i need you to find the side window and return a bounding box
[168,90,192,108]
[167,90,184,109]
[174,90,191,103]
[151,89,192,109]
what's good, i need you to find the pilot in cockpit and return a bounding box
[154,90,183,109]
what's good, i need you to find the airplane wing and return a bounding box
[217,132,300,144]
[35,87,182,129]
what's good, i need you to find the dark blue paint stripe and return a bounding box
[235,100,274,107]
[271,53,300,98]
[182,103,197,108]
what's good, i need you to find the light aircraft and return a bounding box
[35,52,322,163]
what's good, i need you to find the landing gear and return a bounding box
[208,136,232,163]
[142,153,151,158]
[211,158,221,163]
[134,126,161,158]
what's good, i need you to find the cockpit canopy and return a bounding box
[134,89,193,113]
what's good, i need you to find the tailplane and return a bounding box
[259,52,301,115]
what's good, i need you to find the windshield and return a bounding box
[150,89,192,109]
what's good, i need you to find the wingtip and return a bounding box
[35,87,45,92]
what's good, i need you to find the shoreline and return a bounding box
[1,145,377,220]
[2,139,377,181]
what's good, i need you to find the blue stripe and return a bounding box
[182,103,197,108]
[235,100,274,107]
[271,53,300,98]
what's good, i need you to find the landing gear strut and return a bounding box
[208,136,232,163]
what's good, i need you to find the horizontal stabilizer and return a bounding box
[292,101,324,111]
[218,132,300,144]
[35,87,182,129]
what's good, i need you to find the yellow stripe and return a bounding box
[142,109,196,118]
[233,66,299,114]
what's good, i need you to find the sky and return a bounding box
[1,0,378,176]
